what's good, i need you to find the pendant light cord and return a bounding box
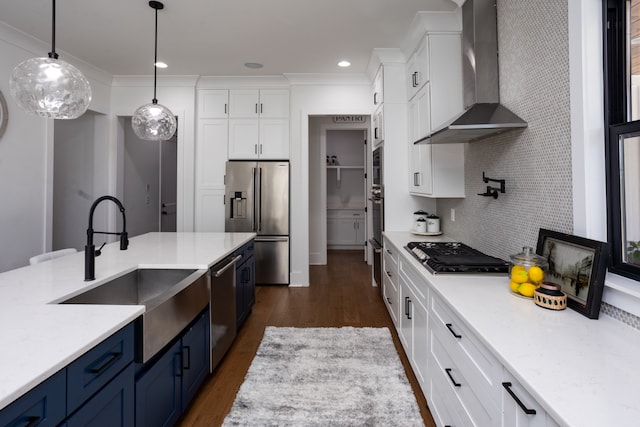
[152,4,158,104]
[48,0,58,59]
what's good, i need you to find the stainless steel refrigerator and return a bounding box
[225,161,289,284]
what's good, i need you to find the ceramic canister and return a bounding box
[426,215,440,233]
[415,218,427,232]
[414,210,428,222]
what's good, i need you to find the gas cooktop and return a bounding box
[405,242,508,274]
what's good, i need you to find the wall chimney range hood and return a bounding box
[416,0,527,145]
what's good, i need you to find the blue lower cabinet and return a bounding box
[181,309,210,409]
[67,324,134,414]
[135,339,182,427]
[64,363,134,427]
[135,308,210,426]
[0,324,135,427]
[236,240,256,330]
[0,369,66,427]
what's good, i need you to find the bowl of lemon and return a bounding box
[508,247,548,298]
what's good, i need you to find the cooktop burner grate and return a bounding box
[404,241,508,274]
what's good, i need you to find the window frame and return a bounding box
[604,0,640,281]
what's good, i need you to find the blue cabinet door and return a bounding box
[67,323,134,414]
[236,240,256,330]
[135,339,182,427]
[65,363,134,427]
[0,369,66,427]
[181,309,210,409]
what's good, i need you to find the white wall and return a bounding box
[0,23,112,272]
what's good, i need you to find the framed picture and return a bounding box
[536,229,609,319]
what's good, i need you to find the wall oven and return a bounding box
[369,146,384,287]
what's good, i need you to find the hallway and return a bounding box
[179,250,435,426]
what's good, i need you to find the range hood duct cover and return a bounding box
[417,0,527,145]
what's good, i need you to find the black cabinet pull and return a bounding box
[385,270,392,278]
[445,323,462,339]
[502,382,537,415]
[405,297,412,319]
[89,351,121,374]
[386,249,392,254]
[412,71,418,87]
[176,351,184,377]
[183,346,191,370]
[24,416,41,427]
[445,368,461,387]
[386,297,392,305]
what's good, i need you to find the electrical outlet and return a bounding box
[450,208,456,222]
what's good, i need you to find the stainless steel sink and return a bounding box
[60,268,209,363]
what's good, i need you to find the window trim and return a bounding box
[604,0,640,282]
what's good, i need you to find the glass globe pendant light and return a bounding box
[131,1,177,141]
[9,0,92,119]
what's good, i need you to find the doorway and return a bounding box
[308,115,370,266]
[52,111,109,251]
[121,117,177,237]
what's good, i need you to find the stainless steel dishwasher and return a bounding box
[210,254,242,371]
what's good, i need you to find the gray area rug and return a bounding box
[223,326,424,426]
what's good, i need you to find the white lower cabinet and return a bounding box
[327,210,365,247]
[383,241,562,427]
[502,370,560,427]
[399,258,429,389]
[428,293,501,426]
[382,240,400,327]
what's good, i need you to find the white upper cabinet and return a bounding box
[229,89,289,118]
[428,33,463,132]
[228,88,290,159]
[372,66,384,107]
[406,37,430,100]
[198,89,229,118]
[407,32,465,198]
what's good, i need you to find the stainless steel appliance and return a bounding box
[209,254,241,370]
[405,242,508,274]
[414,0,527,145]
[225,161,289,284]
[369,147,384,287]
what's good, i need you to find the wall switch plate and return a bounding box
[451,208,456,222]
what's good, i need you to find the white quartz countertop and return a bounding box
[384,231,640,427]
[0,231,255,411]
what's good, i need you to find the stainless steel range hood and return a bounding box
[417,0,527,145]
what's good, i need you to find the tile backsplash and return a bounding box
[437,0,572,262]
[434,0,640,330]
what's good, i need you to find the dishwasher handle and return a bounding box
[212,254,243,278]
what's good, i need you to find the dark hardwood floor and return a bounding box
[178,250,436,426]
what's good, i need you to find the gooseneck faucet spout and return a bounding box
[85,196,129,281]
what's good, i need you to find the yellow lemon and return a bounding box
[511,269,529,284]
[509,281,520,293]
[528,266,544,284]
[511,265,526,274]
[518,283,537,298]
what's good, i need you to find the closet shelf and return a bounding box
[327,165,364,181]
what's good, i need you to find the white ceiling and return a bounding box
[0,0,459,76]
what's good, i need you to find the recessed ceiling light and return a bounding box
[154,61,168,68]
[245,62,264,69]
[338,60,351,68]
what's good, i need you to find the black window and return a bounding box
[605,0,640,281]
